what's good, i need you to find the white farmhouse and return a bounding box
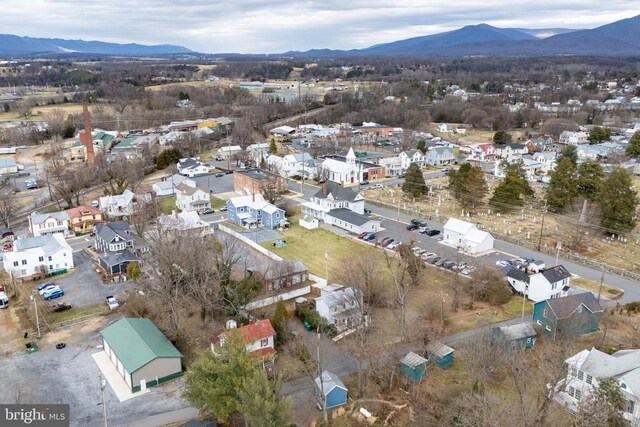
[506,265,571,302]
[175,179,211,213]
[2,234,74,280]
[151,174,187,196]
[399,150,426,170]
[210,319,276,362]
[442,218,494,254]
[315,286,363,333]
[301,181,364,221]
[99,190,152,219]
[559,131,589,146]
[177,158,210,177]
[29,211,69,237]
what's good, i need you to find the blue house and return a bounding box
[533,292,603,340]
[426,341,455,369]
[400,351,428,382]
[226,193,286,229]
[492,323,537,350]
[315,371,348,409]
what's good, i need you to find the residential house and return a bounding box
[525,134,555,153]
[28,211,69,237]
[469,143,497,161]
[531,152,558,173]
[553,347,640,424]
[399,149,426,169]
[94,221,146,278]
[151,174,187,196]
[158,211,212,236]
[437,123,450,133]
[315,371,348,409]
[100,318,183,393]
[99,190,152,219]
[65,205,104,235]
[266,155,284,175]
[533,293,603,339]
[158,130,185,145]
[177,158,210,177]
[0,158,18,175]
[491,323,537,350]
[378,155,403,176]
[506,265,572,302]
[496,143,528,160]
[559,131,589,146]
[175,179,211,213]
[217,145,242,160]
[226,193,286,229]
[426,341,455,369]
[400,352,428,382]
[323,208,383,235]
[246,143,270,166]
[494,157,545,181]
[233,169,285,195]
[315,286,363,334]
[277,153,317,178]
[442,218,494,255]
[320,148,385,186]
[301,181,364,221]
[2,234,74,280]
[246,259,309,291]
[426,146,456,166]
[210,319,276,362]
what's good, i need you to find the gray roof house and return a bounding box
[426,146,455,166]
[94,222,147,278]
[28,211,69,237]
[324,208,383,235]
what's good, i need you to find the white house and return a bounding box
[217,145,242,160]
[379,156,403,176]
[532,152,558,173]
[323,208,383,235]
[496,143,528,160]
[426,146,456,166]
[175,179,211,213]
[210,319,276,360]
[437,123,450,133]
[559,131,589,146]
[505,265,571,302]
[301,181,365,221]
[99,190,152,219]
[28,211,69,237]
[2,234,74,280]
[554,348,640,425]
[399,150,426,170]
[442,218,494,254]
[152,174,187,196]
[158,211,212,235]
[278,153,317,178]
[469,143,497,161]
[246,143,270,165]
[315,286,363,333]
[320,148,361,185]
[177,158,210,177]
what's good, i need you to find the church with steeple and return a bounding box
[319,147,385,187]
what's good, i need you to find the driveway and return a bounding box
[33,252,132,308]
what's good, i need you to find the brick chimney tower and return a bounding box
[82,103,95,166]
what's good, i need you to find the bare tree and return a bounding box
[129,198,156,237]
[231,118,254,149]
[0,188,18,227]
[42,108,66,138]
[96,154,146,195]
[260,179,285,205]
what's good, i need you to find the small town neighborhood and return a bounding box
[4,22,640,425]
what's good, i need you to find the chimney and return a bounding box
[82,103,95,166]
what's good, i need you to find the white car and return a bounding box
[38,284,60,295]
[105,295,119,310]
[387,241,402,250]
[371,184,384,189]
[495,260,510,268]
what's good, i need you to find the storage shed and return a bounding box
[315,371,348,409]
[400,351,428,382]
[100,318,183,392]
[492,323,537,350]
[426,341,455,369]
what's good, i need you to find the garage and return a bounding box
[100,318,183,393]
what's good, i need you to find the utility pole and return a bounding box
[597,262,606,302]
[521,284,528,321]
[555,242,561,266]
[317,330,328,423]
[536,213,545,252]
[30,292,41,338]
[99,372,108,427]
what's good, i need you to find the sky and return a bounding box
[1,1,638,53]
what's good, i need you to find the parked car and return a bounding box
[442,168,449,174]
[219,206,228,212]
[215,172,225,178]
[225,170,234,174]
[105,295,119,310]
[406,224,419,231]
[36,281,56,293]
[201,207,215,215]
[38,283,59,295]
[0,291,8,309]
[461,266,477,275]
[382,238,395,247]
[50,302,72,312]
[90,200,99,208]
[25,180,38,189]
[371,183,383,189]
[422,228,441,236]
[360,180,370,185]
[363,233,376,241]
[420,252,437,261]
[495,260,510,268]
[435,258,449,267]
[358,232,369,239]
[387,241,401,250]
[379,237,393,246]
[42,288,64,300]
[443,260,457,270]
[427,256,441,264]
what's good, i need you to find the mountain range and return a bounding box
[283,14,640,58]
[0,34,193,56]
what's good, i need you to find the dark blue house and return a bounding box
[400,351,428,382]
[226,193,286,229]
[492,323,537,350]
[533,292,603,340]
[315,371,348,409]
[426,341,455,369]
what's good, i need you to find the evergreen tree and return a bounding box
[558,145,578,166]
[271,299,288,347]
[268,137,277,155]
[448,163,471,201]
[588,126,611,143]
[155,147,183,170]
[402,163,427,198]
[545,157,578,211]
[489,162,533,213]
[577,159,604,201]
[599,167,638,233]
[492,130,512,145]
[237,370,292,427]
[448,163,487,209]
[185,332,255,423]
[126,262,141,280]
[627,131,640,157]
[416,139,426,154]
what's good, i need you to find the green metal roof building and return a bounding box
[100,318,183,392]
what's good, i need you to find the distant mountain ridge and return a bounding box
[283,14,640,58]
[0,34,193,56]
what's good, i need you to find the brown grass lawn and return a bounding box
[157,196,177,214]
[571,276,624,300]
[0,103,108,121]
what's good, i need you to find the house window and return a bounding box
[48,256,52,261]
[571,367,578,377]
[49,265,53,270]
[260,338,269,347]
[38,256,44,262]
[586,375,593,385]
[21,260,27,265]
[543,309,548,318]
[12,261,18,267]
[628,400,635,414]
[578,371,584,381]
[575,389,582,400]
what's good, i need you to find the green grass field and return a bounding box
[157,196,177,214]
[211,196,226,210]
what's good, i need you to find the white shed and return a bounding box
[299,215,319,230]
[442,218,494,254]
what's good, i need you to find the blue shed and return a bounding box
[426,341,455,369]
[315,371,348,409]
[492,323,537,350]
[400,351,428,382]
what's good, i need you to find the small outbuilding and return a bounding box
[426,341,455,369]
[100,318,183,393]
[315,371,348,409]
[400,351,428,382]
[492,323,537,350]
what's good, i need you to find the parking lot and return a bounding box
[33,252,132,309]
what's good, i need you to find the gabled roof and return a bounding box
[315,287,361,308]
[98,249,139,267]
[326,208,374,226]
[175,180,206,196]
[211,319,276,346]
[100,318,183,373]
[95,221,132,244]
[65,205,101,218]
[426,341,455,358]
[30,211,68,225]
[542,265,571,283]
[495,323,536,340]
[400,351,428,368]
[314,181,359,202]
[13,234,66,253]
[506,267,530,283]
[443,218,475,235]
[541,292,603,319]
[315,371,347,395]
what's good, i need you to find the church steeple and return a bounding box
[346,147,356,165]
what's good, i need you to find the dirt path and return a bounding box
[0,307,23,357]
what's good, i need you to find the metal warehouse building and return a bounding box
[100,318,183,393]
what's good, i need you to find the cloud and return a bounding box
[0,0,637,53]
